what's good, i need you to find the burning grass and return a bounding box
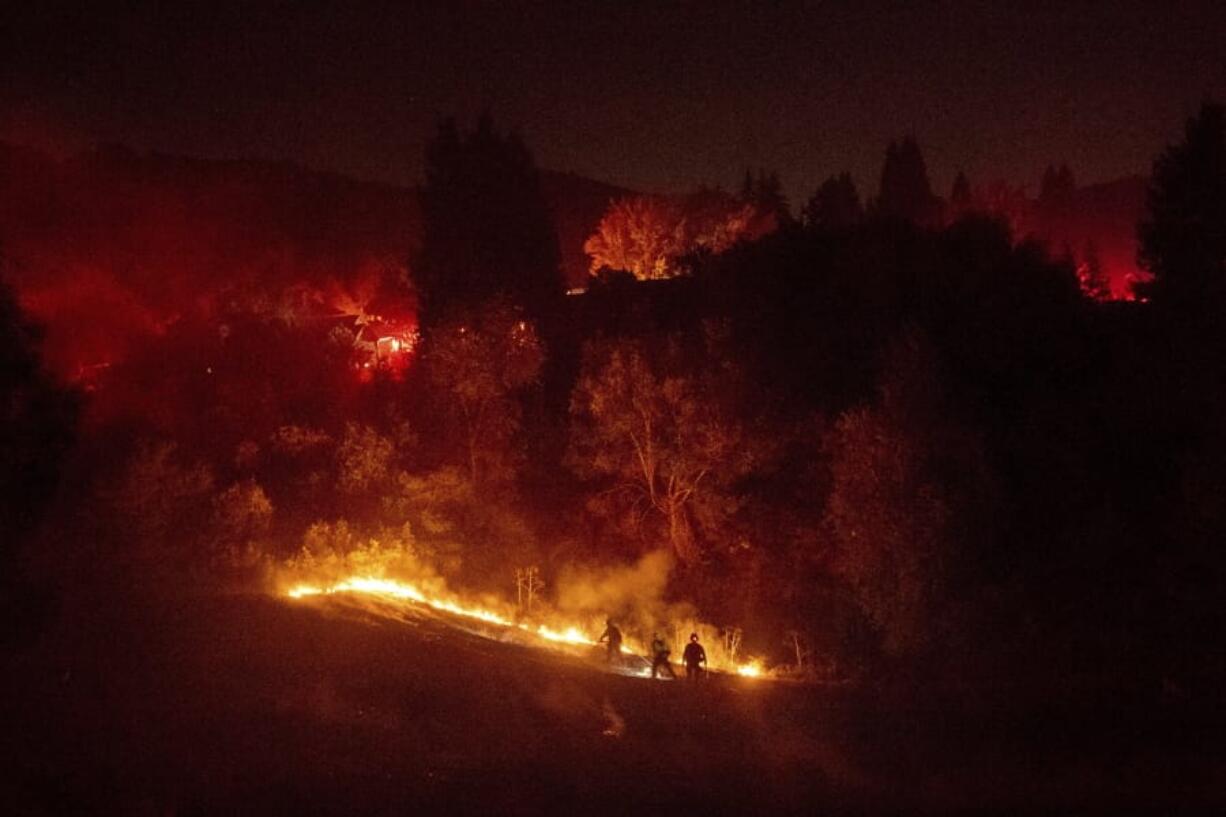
[281,568,767,679]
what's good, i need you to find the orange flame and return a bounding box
[283,575,765,679]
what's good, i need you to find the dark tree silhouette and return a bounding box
[825,328,993,656]
[1039,163,1076,211]
[414,114,562,326]
[740,168,792,227]
[0,275,77,642]
[1138,102,1226,306]
[803,172,863,230]
[0,277,77,539]
[874,137,941,225]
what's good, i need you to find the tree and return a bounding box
[874,136,941,225]
[0,277,77,542]
[803,172,863,230]
[211,480,273,575]
[584,184,785,282]
[424,300,544,485]
[1038,163,1076,211]
[583,195,688,279]
[1138,102,1226,306]
[0,275,77,641]
[414,114,562,326]
[568,335,753,564]
[336,423,396,493]
[739,168,792,228]
[109,440,215,576]
[824,329,992,656]
[1077,240,1111,301]
[584,189,778,281]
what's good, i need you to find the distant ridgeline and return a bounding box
[0,140,1144,383]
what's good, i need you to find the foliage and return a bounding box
[0,275,77,641]
[568,334,754,564]
[288,518,428,584]
[874,136,941,225]
[211,480,274,576]
[0,277,77,531]
[583,195,688,279]
[336,423,396,493]
[1138,102,1226,306]
[803,172,863,230]
[109,440,215,575]
[423,301,544,484]
[414,114,561,324]
[584,188,778,280]
[825,329,993,656]
[739,168,792,227]
[1077,240,1111,301]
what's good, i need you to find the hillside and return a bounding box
[2,588,1220,816]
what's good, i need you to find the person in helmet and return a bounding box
[682,632,707,680]
[650,632,676,679]
[597,618,623,664]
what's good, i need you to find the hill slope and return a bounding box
[2,590,1220,816]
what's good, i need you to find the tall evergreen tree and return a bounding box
[1138,102,1226,306]
[803,172,863,230]
[740,167,792,227]
[414,114,562,327]
[1039,163,1076,214]
[875,137,939,225]
[0,275,78,644]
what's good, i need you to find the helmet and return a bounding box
[690,632,699,642]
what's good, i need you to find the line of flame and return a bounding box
[285,576,764,678]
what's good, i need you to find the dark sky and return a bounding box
[4,1,1224,199]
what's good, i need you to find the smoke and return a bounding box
[555,549,675,619]
[553,550,700,644]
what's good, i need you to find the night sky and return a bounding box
[5,2,1225,198]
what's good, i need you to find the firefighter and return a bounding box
[597,618,623,664]
[682,632,707,680]
[650,632,676,679]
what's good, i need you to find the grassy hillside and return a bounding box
[2,590,1220,816]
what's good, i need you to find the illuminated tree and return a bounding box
[585,190,777,280]
[568,336,752,564]
[211,480,273,574]
[1077,240,1111,301]
[1138,102,1226,306]
[583,195,687,279]
[689,186,778,251]
[424,300,544,485]
[336,423,396,494]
